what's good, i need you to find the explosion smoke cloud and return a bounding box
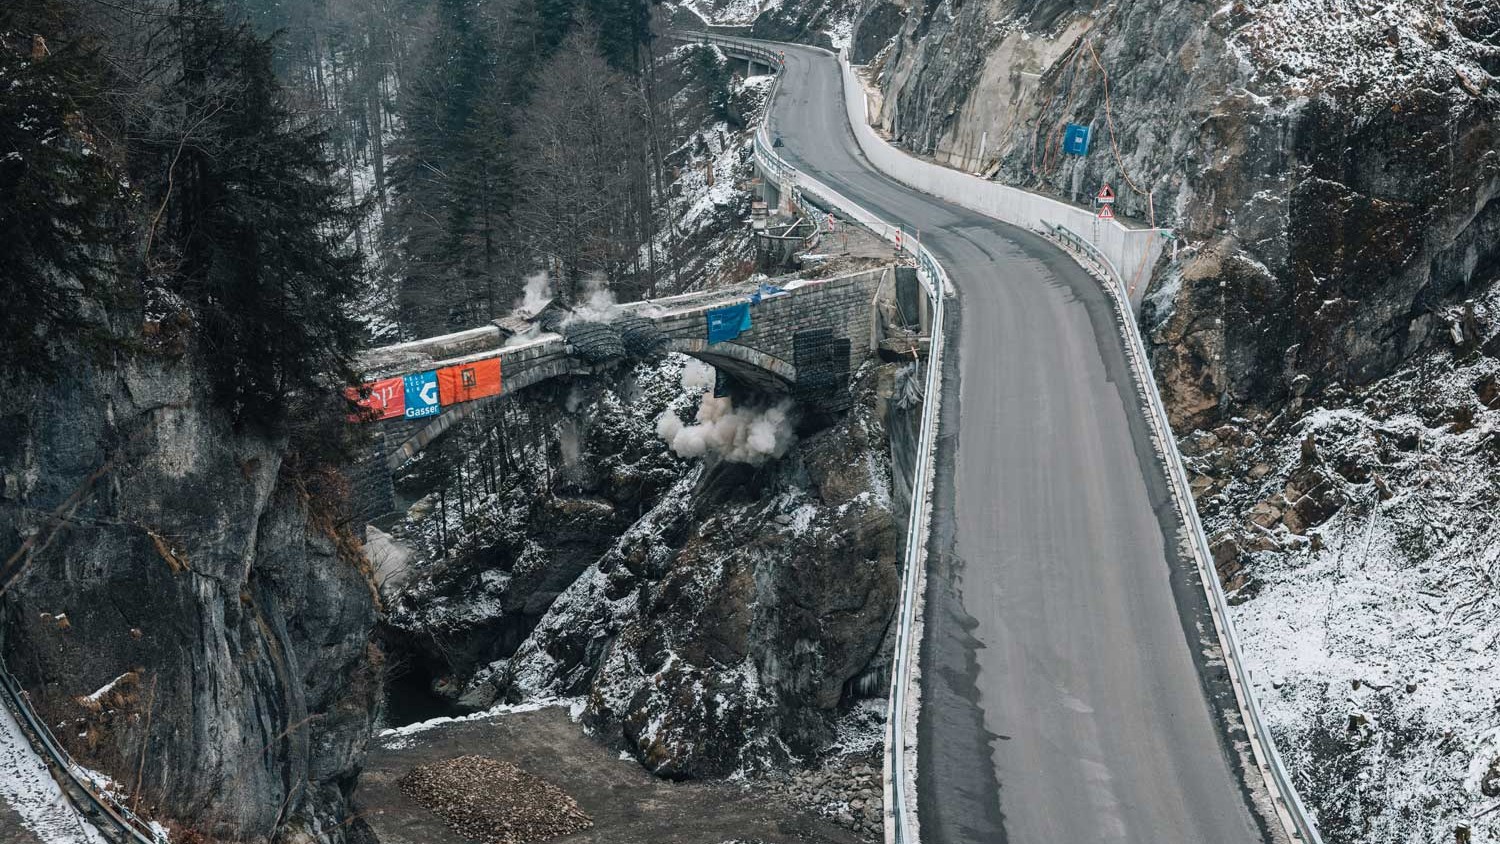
[656,361,796,464]
[516,272,553,316]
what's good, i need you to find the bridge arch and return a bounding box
[664,338,796,393]
[351,266,890,523]
[384,357,598,468]
[381,344,799,469]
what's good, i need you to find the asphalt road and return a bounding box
[761,43,1272,844]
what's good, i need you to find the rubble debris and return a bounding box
[397,754,592,844]
[763,756,884,841]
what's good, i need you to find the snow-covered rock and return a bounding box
[1191,285,1500,842]
[389,357,903,780]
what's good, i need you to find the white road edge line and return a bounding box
[828,40,1320,844]
[670,29,1319,844]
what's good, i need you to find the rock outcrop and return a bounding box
[509,362,900,777]
[387,356,902,778]
[851,0,1500,838]
[383,365,687,700]
[0,343,379,842]
[860,0,1500,425]
[1179,282,1500,841]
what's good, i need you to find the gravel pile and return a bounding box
[397,755,592,844]
[764,757,883,841]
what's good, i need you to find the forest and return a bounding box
[226,0,745,334]
[1,0,745,443]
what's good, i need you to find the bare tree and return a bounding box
[513,24,649,303]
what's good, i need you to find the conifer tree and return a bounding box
[0,17,124,366]
[138,0,365,432]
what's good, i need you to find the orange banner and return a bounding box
[437,358,502,405]
[345,376,405,421]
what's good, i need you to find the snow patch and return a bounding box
[378,697,582,749]
[0,703,105,844]
[83,673,131,703]
[1212,283,1500,840]
[1231,0,1493,114]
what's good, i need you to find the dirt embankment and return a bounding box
[355,706,865,844]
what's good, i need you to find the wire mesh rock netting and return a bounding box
[793,328,852,411]
[562,320,627,363]
[616,315,670,359]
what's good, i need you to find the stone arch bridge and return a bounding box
[349,267,920,523]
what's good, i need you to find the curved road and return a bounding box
[762,44,1273,844]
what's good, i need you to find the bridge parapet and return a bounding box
[359,268,889,394]
[351,267,895,481]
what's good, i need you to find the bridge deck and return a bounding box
[358,272,888,382]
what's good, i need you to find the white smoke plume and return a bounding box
[558,417,581,468]
[515,272,554,316]
[680,359,716,392]
[566,274,620,324]
[656,392,797,465]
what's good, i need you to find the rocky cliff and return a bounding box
[384,354,904,779]
[510,361,901,779]
[1182,281,1500,843]
[0,333,379,842]
[852,0,1500,838]
[864,0,1499,424]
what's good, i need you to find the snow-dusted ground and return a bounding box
[0,704,102,844]
[652,62,772,294]
[681,0,781,26]
[825,16,854,51]
[1194,286,1500,841]
[1229,0,1495,113]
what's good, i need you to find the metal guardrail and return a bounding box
[1045,221,1123,288]
[1046,221,1322,844]
[671,31,947,844]
[681,29,1320,844]
[786,148,947,844]
[0,650,164,843]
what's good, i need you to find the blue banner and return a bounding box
[403,371,441,419]
[706,303,753,344]
[1063,123,1091,156]
[749,281,787,304]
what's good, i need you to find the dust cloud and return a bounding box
[655,361,796,464]
[515,272,553,315]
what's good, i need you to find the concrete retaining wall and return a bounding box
[836,55,1166,308]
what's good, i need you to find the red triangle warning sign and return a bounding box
[1097,183,1116,203]
[1098,204,1115,220]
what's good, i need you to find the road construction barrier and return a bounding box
[831,51,1169,311]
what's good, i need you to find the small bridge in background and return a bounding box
[348,267,927,524]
